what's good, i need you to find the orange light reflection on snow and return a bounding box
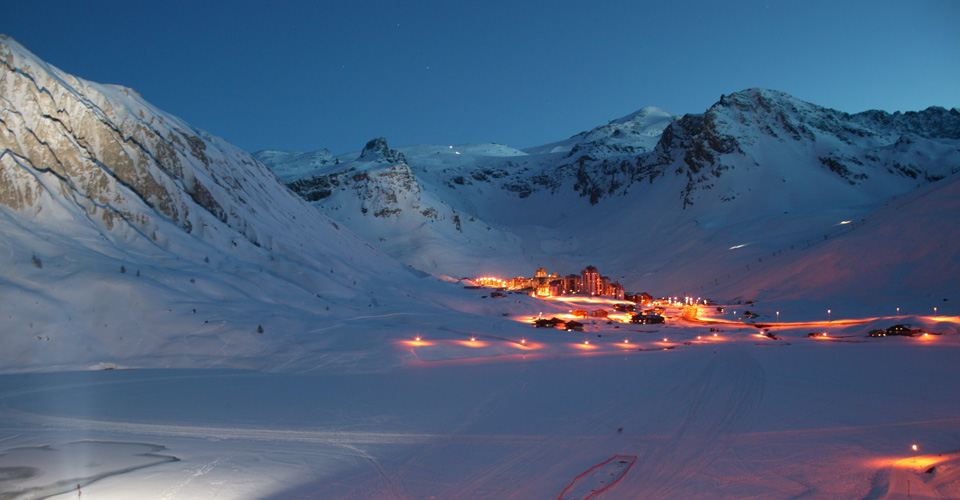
[400,339,437,347]
[514,341,543,351]
[864,453,948,470]
[541,295,632,306]
[929,315,959,324]
[514,315,544,323]
[454,340,491,348]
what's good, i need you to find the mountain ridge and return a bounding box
[261,88,960,313]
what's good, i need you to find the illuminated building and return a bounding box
[475,265,634,300]
[562,274,581,294]
[580,266,601,295]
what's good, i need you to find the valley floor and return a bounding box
[1,308,959,499]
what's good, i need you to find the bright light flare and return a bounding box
[729,244,748,250]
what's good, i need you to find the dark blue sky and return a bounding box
[5,1,958,154]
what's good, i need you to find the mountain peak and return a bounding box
[357,137,406,164]
[610,106,673,126]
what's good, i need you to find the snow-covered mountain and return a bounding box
[0,35,452,372]
[261,89,960,315]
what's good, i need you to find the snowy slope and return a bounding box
[265,89,960,315]
[251,148,339,183]
[0,35,451,372]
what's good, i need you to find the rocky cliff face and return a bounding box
[0,35,312,247]
[258,137,427,217]
[643,89,960,207]
[356,136,407,164]
[0,35,420,371]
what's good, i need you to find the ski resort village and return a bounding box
[2,4,960,499]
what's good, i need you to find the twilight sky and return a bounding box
[4,0,958,154]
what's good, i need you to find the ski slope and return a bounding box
[2,309,958,499]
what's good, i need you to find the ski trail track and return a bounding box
[620,346,765,498]
[393,347,766,499]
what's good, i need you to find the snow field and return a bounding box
[2,320,958,499]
